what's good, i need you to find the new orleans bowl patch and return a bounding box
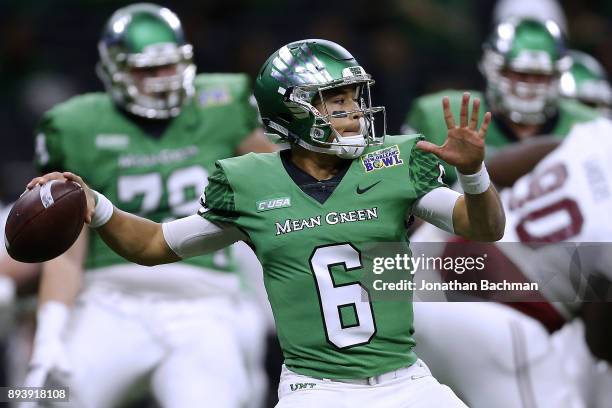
[361,145,404,173]
[198,87,232,107]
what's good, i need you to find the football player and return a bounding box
[560,50,612,117]
[25,3,274,408]
[403,17,599,186]
[411,117,612,408]
[27,38,505,408]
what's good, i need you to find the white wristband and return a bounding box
[458,164,491,195]
[35,301,69,343]
[90,191,114,228]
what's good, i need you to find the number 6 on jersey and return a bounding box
[309,243,377,349]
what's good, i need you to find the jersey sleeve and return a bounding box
[198,162,240,225]
[408,140,446,199]
[33,112,66,174]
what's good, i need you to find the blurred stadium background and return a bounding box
[1,0,610,202]
[0,0,610,407]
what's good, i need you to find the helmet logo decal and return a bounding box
[343,66,366,78]
[310,128,325,140]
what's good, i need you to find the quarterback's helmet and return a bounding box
[480,17,570,125]
[560,50,612,111]
[254,39,386,159]
[97,3,196,119]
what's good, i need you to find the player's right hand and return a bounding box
[26,171,96,224]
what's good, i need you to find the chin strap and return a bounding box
[294,133,366,159]
[273,117,369,159]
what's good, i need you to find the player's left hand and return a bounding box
[416,92,491,175]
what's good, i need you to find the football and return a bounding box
[4,180,87,263]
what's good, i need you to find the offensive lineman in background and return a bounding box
[403,17,599,186]
[26,4,275,407]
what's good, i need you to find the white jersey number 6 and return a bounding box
[309,243,376,349]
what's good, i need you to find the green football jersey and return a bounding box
[201,135,445,379]
[34,73,259,272]
[404,90,599,184]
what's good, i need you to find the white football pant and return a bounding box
[49,286,266,408]
[275,360,467,408]
[413,302,586,408]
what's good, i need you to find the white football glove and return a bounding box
[23,302,72,387]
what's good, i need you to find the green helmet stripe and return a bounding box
[125,13,177,53]
[508,21,559,61]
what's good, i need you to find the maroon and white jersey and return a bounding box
[499,118,612,318]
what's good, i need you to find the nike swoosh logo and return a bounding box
[356,180,382,194]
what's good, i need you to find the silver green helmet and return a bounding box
[560,50,612,112]
[96,3,196,119]
[480,17,570,125]
[254,39,386,159]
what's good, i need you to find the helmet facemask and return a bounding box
[275,68,386,159]
[480,18,570,126]
[97,4,196,120]
[97,42,195,119]
[481,48,564,125]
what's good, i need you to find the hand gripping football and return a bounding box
[4,180,86,263]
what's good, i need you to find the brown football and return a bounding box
[4,180,86,263]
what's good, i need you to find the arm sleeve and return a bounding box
[34,113,65,174]
[412,187,461,234]
[162,215,247,259]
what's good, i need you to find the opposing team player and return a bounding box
[404,17,598,185]
[27,39,506,407]
[412,117,612,408]
[26,4,274,407]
